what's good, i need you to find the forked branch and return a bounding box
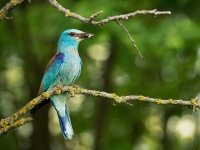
[0,0,171,56]
[48,0,171,26]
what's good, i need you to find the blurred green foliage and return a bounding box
[1,0,200,150]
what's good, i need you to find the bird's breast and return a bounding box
[59,53,81,85]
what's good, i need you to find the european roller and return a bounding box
[37,29,94,139]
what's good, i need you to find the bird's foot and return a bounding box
[56,84,63,89]
[70,84,79,89]
[55,84,62,95]
[42,92,50,99]
[69,89,76,98]
[69,84,78,98]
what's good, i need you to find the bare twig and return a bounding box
[47,0,171,52]
[48,0,171,26]
[116,20,143,57]
[0,0,171,57]
[88,10,103,22]
[0,85,198,136]
[0,0,25,20]
[0,0,171,22]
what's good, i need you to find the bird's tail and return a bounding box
[51,95,74,140]
[57,107,74,140]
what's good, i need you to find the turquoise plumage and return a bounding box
[38,29,93,139]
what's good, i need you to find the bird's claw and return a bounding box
[70,94,76,98]
[71,84,79,89]
[69,84,78,98]
[55,84,62,94]
[69,90,76,98]
[42,92,50,99]
[56,84,63,89]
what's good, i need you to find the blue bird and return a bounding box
[38,29,94,139]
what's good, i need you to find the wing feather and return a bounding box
[38,53,64,95]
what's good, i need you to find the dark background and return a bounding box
[1,0,200,150]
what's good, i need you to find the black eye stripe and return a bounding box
[69,32,75,36]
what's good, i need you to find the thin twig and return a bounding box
[116,20,143,57]
[49,1,171,52]
[48,0,171,26]
[88,10,103,22]
[0,85,198,136]
[0,0,171,22]
[0,0,25,20]
[0,1,171,56]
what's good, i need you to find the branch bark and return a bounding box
[0,0,26,20]
[48,0,171,26]
[0,0,171,23]
[0,0,171,56]
[0,85,199,136]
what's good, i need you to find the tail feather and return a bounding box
[50,94,74,140]
[57,108,74,139]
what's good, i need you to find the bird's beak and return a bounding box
[80,32,94,39]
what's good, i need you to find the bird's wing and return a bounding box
[38,53,65,95]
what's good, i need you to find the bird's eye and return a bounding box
[69,32,75,36]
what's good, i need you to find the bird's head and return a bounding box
[58,29,94,49]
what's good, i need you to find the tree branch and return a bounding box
[0,0,171,56]
[0,85,199,136]
[48,0,171,26]
[1,0,171,22]
[115,20,143,57]
[0,0,26,20]
[48,0,171,55]
[0,117,33,136]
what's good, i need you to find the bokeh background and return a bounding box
[1,0,200,150]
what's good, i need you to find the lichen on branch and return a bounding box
[0,85,199,136]
[0,0,25,20]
